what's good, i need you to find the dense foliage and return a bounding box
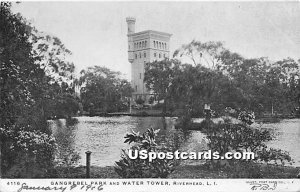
[0,2,78,177]
[0,127,57,177]
[144,59,181,114]
[145,40,300,117]
[145,40,298,177]
[0,3,133,177]
[79,66,133,114]
[197,110,292,177]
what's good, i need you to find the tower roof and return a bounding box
[128,30,172,37]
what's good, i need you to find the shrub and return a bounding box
[114,128,176,178]
[201,113,292,170]
[238,110,255,125]
[0,126,57,177]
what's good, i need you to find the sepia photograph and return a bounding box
[0,0,300,191]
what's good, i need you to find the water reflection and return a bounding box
[49,119,81,167]
[49,117,300,167]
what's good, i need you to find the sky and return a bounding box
[12,1,300,80]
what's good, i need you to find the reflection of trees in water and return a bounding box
[49,117,193,167]
[154,117,192,152]
[66,118,79,126]
[51,119,80,167]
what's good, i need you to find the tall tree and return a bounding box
[0,2,55,176]
[79,66,133,113]
[0,2,46,128]
[144,59,181,115]
[0,2,79,176]
[31,31,75,84]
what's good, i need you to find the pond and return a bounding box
[48,116,300,167]
[262,119,300,166]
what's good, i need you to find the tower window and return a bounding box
[144,52,146,58]
[164,54,166,58]
[139,52,141,58]
[154,52,157,57]
[135,54,137,59]
[153,41,156,48]
[159,42,161,49]
[145,41,147,47]
[159,53,161,58]
[156,41,158,48]
[140,73,142,79]
[135,85,137,92]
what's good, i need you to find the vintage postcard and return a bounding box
[0,1,299,192]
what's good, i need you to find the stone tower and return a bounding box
[126,17,172,102]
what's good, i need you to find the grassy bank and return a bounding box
[48,163,299,179]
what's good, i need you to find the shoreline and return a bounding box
[7,163,298,179]
[47,112,300,120]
